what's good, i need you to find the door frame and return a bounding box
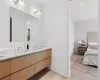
[68,0,100,79]
[97,0,100,79]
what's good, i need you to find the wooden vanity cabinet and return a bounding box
[36,49,51,62]
[11,56,26,73]
[24,65,35,79]
[11,65,36,80]
[11,53,36,74]
[36,58,51,73]
[25,53,36,67]
[0,60,11,79]
[11,68,26,80]
[47,49,52,57]
[0,49,52,80]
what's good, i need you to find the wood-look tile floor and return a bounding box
[71,54,97,76]
[40,69,96,80]
[28,68,50,80]
[28,68,96,80]
[29,54,97,80]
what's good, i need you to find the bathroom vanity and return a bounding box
[0,48,51,80]
[0,4,52,80]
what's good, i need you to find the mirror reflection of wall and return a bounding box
[27,29,30,41]
[9,7,46,50]
[10,7,25,42]
[9,7,39,43]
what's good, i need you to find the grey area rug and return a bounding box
[71,54,97,77]
[28,68,50,80]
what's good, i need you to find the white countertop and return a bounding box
[0,47,51,61]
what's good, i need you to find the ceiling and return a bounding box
[37,0,48,4]
[37,0,98,22]
[70,0,98,22]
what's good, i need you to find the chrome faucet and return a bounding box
[18,46,23,52]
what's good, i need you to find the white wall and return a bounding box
[74,19,98,53]
[71,0,98,22]
[43,0,70,78]
[0,0,10,47]
[97,0,100,80]
[0,0,70,78]
[30,18,39,42]
[68,19,74,56]
[10,8,25,42]
[68,1,74,56]
[0,0,44,48]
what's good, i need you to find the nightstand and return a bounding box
[78,46,87,55]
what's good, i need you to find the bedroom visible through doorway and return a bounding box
[68,0,98,79]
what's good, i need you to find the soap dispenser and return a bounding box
[27,43,29,50]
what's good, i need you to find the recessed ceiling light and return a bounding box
[80,3,84,6]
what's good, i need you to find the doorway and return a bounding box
[68,0,98,79]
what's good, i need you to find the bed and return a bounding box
[83,48,98,66]
[83,32,98,67]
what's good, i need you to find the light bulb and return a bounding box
[19,0,25,6]
[80,3,84,6]
[38,12,42,15]
[13,0,19,4]
[13,0,25,6]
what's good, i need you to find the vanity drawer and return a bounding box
[0,60,11,79]
[25,54,36,67]
[11,56,26,73]
[36,49,51,62]
[43,49,51,58]
[11,69,26,80]
[11,65,35,80]
[1,76,10,80]
[36,58,51,73]
[24,65,35,79]
[47,49,52,57]
[11,54,36,73]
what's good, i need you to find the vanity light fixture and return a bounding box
[38,12,42,15]
[33,9,38,14]
[19,0,25,6]
[13,0,25,6]
[13,0,19,4]
[32,9,42,16]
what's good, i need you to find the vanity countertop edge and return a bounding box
[0,47,52,62]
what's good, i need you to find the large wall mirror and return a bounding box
[9,7,39,42]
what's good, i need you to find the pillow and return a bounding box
[88,42,98,50]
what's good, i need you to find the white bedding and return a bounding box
[88,42,98,50]
[83,49,98,66]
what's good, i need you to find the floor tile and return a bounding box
[28,68,50,80]
[40,71,67,80]
[39,69,96,80]
[71,69,96,80]
[71,54,97,76]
